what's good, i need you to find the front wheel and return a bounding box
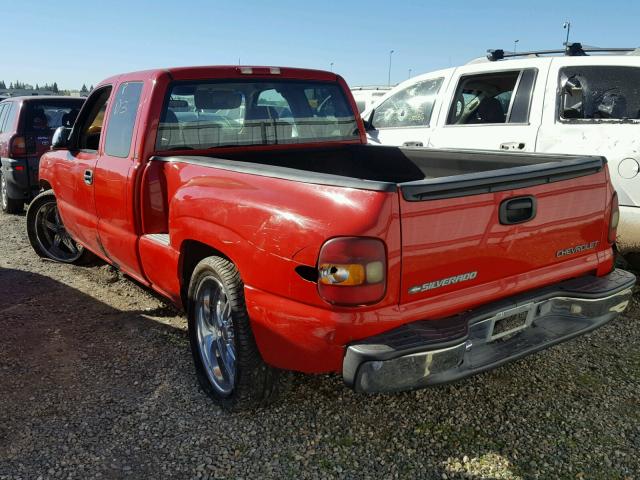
[26,190,95,264]
[1,172,23,214]
[188,256,279,410]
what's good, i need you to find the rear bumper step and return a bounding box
[343,269,636,393]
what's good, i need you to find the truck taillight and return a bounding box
[9,136,26,157]
[317,237,386,306]
[609,192,620,244]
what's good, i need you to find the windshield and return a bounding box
[156,80,359,150]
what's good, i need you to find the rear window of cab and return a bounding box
[156,80,359,151]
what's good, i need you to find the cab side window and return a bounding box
[447,69,536,125]
[559,66,640,122]
[75,87,112,151]
[372,78,443,129]
[104,82,143,157]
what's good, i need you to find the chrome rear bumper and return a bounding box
[343,269,636,393]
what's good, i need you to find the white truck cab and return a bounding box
[363,44,640,260]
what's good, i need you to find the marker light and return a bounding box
[317,237,387,306]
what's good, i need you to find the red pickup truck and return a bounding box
[26,65,635,410]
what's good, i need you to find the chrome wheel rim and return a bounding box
[195,276,236,395]
[1,175,7,210]
[34,201,84,262]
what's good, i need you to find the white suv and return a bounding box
[363,45,640,262]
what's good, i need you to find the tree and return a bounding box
[52,82,59,93]
[89,85,94,92]
[80,84,88,93]
[9,82,13,89]
[0,80,5,89]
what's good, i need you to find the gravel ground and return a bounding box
[0,210,638,480]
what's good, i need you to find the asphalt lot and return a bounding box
[0,210,638,479]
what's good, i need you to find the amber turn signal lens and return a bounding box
[318,263,365,285]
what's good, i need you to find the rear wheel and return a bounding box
[0,172,23,214]
[188,256,279,410]
[26,190,95,264]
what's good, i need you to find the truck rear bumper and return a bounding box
[343,269,636,393]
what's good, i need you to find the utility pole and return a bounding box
[388,50,394,86]
[513,39,519,54]
[330,62,334,72]
[408,68,412,79]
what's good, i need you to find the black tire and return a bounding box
[187,256,279,410]
[0,172,23,214]
[26,189,96,265]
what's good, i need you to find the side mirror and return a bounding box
[362,109,375,131]
[51,126,71,150]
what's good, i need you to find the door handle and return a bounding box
[403,141,424,147]
[83,169,93,185]
[499,196,537,225]
[500,142,526,151]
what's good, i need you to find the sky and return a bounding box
[2,0,640,90]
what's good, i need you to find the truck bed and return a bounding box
[153,144,605,199]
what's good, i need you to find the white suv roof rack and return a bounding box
[485,43,640,62]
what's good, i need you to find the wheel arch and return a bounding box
[39,179,52,192]
[179,239,233,310]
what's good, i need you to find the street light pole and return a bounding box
[388,50,394,86]
[330,62,334,72]
[408,68,412,79]
[514,39,519,54]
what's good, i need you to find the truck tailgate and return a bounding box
[398,159,609,305]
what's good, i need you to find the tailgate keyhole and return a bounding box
[499,196,537,225]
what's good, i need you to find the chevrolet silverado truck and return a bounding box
[26,65,635,410]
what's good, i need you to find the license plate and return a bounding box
[488,304,534,341]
